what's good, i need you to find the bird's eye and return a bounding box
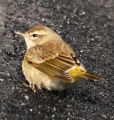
[32,34,38,37]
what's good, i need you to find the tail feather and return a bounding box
[69,66,103,81]
[77,71,103,81]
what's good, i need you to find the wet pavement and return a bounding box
[0,0,114,120]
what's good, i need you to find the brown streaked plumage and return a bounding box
[16,25,103,91]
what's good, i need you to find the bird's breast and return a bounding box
[22,58,64,90]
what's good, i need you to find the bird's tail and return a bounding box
[69,66,103,81]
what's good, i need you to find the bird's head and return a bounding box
[16,25,61,49]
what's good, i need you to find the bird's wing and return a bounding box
[25,41,76,83]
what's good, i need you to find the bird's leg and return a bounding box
[31,84,36,93]
[23,82,36,93]
[23,82,30,88]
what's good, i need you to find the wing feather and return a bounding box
[25,41,76,82]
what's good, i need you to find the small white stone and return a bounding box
[53,107,56,111]
[82,11,85,14]
[24,95,29,100]
[21,103,26,106]
[11,87,15,90]
[80,50,83,53]
[29,109,33,112]
[52,114,55,117]
[41,18,45,21]
[0,79,4,82]
[67,21,70,24]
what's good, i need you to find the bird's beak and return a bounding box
[15,32,26,37]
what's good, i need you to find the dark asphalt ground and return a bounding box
[0,0,114,120]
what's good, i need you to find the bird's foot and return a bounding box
[23,82,36,93]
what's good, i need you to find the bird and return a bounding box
[16,25,103,92]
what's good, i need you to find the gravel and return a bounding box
[0,0,114,120]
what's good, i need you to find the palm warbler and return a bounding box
[16,25,103,91]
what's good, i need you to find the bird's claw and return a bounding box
[23,82,36,93]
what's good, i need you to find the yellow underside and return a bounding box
[69,66,102,81]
